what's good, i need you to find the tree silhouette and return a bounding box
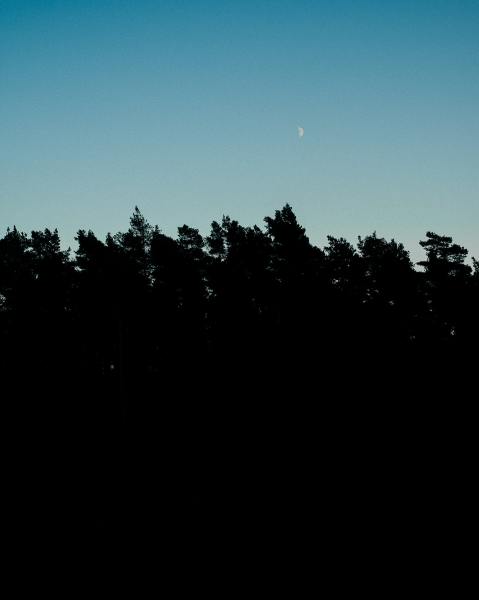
[1,205,476,549]
[417,231,472,344]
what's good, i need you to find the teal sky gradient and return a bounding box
[1,1,478,261]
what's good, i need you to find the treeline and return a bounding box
[1,204,477,545]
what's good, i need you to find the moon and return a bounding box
[297,126,304,138]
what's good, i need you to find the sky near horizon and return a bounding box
[1,1,478,261]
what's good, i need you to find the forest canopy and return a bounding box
[1,205,477,542]
[1,205,477,363]
[1,203,477,415]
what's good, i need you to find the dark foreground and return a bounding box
[1,206,476,572]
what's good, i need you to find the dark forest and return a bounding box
[1,205,477,561]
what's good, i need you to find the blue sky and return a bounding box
[1,0,478,262]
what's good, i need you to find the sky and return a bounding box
[1,0,478,262]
